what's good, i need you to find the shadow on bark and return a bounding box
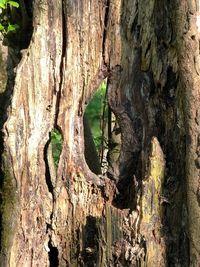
[48,239,59,267]
[106,0,189,265]
[80,216,99,267]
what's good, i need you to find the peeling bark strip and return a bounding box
[0,0,200,266]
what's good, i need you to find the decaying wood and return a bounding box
[140,137,166,266]
[0,0,200,266]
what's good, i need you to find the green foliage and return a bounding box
[0,0,19,35]
[0,0,19,8]
[51,129,63,167]
[85,81,108,153]
[50,82,108,166]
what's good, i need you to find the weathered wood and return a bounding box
[1,1,63,265]
[0,0,200,266]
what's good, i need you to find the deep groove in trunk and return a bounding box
[48,239,59,267]
[55,0,67,125]
[102,0,110,65]
[44,136,54,195]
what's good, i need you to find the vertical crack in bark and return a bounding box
[44,136,57,266]
[55,0,67,125]
[44,127,63,194]
[44,128,64,264]
[102,0,110,65]
[48,238,59,267]
[46,2,67,264]
[44,136,54,195]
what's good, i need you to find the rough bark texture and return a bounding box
[0,0,200,266]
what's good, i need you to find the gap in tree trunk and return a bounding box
[43,127,63,196]
[81,215,99,266]
[83,79,122,181]
[50,128,63,169]
[48,238,59,267]
[84,80,110,175]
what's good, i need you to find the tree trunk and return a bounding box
[0,0,200,266]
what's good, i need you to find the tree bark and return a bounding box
[0,0,200,266]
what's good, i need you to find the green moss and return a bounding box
[0,165,19,255]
